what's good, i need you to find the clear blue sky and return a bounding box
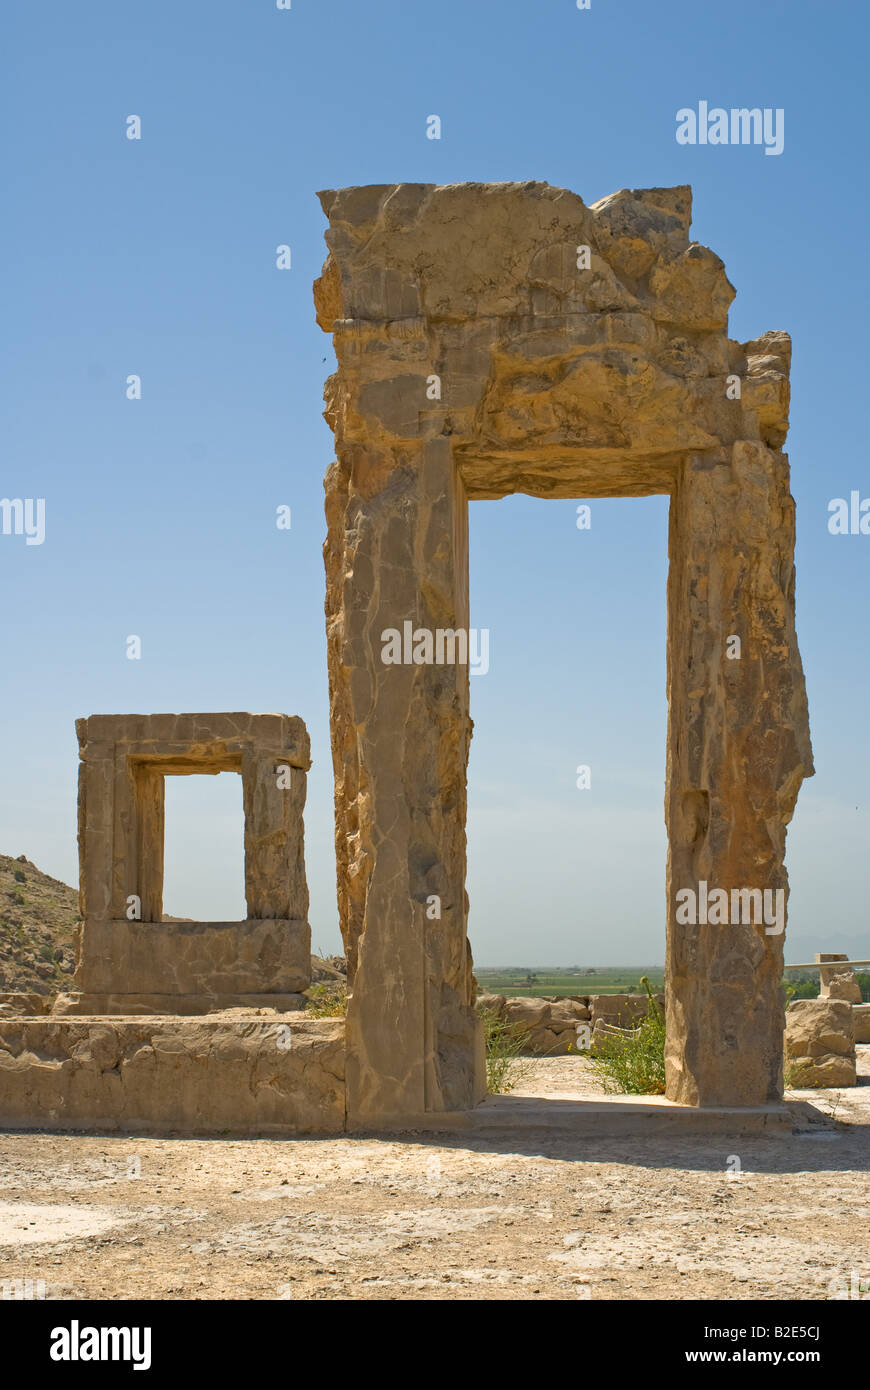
[2,0,868,965]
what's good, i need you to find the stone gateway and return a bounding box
[315,180,813,1126]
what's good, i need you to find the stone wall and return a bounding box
[0,1015,345,1133]
[783,954,867,1083]
[477,993,665,1056]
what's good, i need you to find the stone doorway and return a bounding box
[464,488,669,1058]
[315,180,813,1128]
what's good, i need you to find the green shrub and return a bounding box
[784,971,870,1003]
[784,977,818,1003]
[13,870,25,883]
[304,982,347,1017]
[588,976,666,1095]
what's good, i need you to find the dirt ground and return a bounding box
[1,1052,868,1302]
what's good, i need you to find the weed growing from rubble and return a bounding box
[304,982,348,1017]
[480,1006,537,1095]
[588,976,666,1095]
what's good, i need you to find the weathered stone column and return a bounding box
[323,430,480,1125]
[133,763,164,923]
[242,726,309,922]
[665,443,814,1104]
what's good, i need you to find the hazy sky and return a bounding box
[3,0,868,966]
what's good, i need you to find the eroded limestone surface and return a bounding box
[0,1016,345,1133]
[316,181,812,1122]
[785,999,856,1088]
[817,953,863,1005]
[75,713,312,1011]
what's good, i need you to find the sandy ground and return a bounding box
[0,1052,868,1302]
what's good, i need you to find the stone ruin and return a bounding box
[475,992,667,1057]
[0,713,347,1132]
[315,179,812,1126]
[69,713,311,1014]
[785,954,869,1087]
[0,179,820,1134]
[786,999,857,1089]
[817,952,864,1006]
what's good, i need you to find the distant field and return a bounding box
[476,967,870,1002]
[475,966,666,998]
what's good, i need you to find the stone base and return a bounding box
[0,1014,345,1134]
[77,918,311,997]
[51,992,307,1017]
[356,1095,795,1137]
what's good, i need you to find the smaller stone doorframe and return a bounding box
[316,180,814,1127]
[74,713,311,1013]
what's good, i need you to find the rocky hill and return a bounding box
[0,854,79,993]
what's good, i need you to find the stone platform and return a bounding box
[0,1014,345,1134]
[463,1093,796,1137]
[1,1016,851,1138]
[347,1093,799,1136]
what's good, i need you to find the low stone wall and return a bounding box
[476,993,664,1056]
[480,991,868,1074]
[0,1014,345,1133]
